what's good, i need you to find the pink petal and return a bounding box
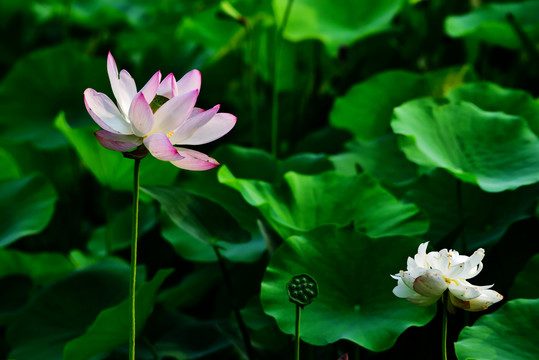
[176,69,201,96]
[170,147,220,171]
[128,92,154,137]
[140,71,161,104]
[153,89,199,134]
[173,111,236,145]
[84,89,132,134]
[157,73,178,99]
[169,105,220,144]
[143,133,184,161]
[95,129,141,152]
[107,52,137,117]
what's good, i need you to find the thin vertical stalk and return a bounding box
[295,304,301,360]
[442,292,448,360]
[271,0,294,157]
[212,244,255,360]
[129,158,141,360]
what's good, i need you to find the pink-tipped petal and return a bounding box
[95,129,141,152]
[129,92,154,137]
[174,111,236,145]
[176,69,201,96]
[114,69,137,116]
[169,105,220,144]
[140,71,161,104]
[157,73,178,99]
[153,89,199,134]
[170,147,220,171]
[84,89,132,134]
[107,52,119,82]
[143,133,184,161]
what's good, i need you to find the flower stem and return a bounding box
[129,158,141,360]
[271,0,294,157]
[211,244,255,360]
[442,292,448,360]
[295,303,301,360]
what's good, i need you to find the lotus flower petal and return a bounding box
[413,270,447,298]
[95,129,141,152]
[171,108,237,145]
[170,147,220,171]
[153,89,199,134]
[140,71,161,104]
[84,89,132,134]
[176,69,201,96]
[449,290,503,312]
[157,73,178,99]
[128,92,154,137]
[143,133,184,161]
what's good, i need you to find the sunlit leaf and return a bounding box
[455,299,539,360]
[445,2,539,49]
[392,97,539,192]
[273,0,405,55]
[261,227,435,350]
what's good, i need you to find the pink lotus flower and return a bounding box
[83,52,236,170]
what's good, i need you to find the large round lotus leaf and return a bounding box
[508,254,539,300]
[0,45,110,149]
[330,67,471,141]
[55,113,179,191]
[0,147,21,181]
[260,228,435,350]
[272,0,405,56]
[219,167,428,239]
[392,98,539,192]
[0,174,58,247]
[446,82,539,137]
[445,2,539,49]
[455,299,539,360]
[405,169,539,248]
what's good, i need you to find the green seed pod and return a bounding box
[287,274,318,307]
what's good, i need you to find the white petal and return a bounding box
[393,279,417,298]
[157,73,178,99]
[413,269,447,298]
[84,89,132,134]
[173,110,237,145]
[176,69,201,96]
[449,290,503,312]
[153,89,198,134]
[447,281,482,300]
[407,293,440,306]
[140,71,161,104]
[128,92,154,137]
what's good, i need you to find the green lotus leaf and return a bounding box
[330,67,472,141]
[6,259,138,360]
[0,174,58,247]
[0,147,21,181]
[63,269,173,360]
[445,2,539,49]
[392,98,539,192]
[0,249,73,284]
[455,299,539,360]
[273,0,405,56]
[219,167,428,239]
[260,227,435,350]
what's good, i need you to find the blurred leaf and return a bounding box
[6,259,134,360]
[55,113,179,191]
[455,299,539,360]
[87,203,157,257]
[63,269,173,360]
[0,147,21,181]
[219,167,428,239]
[508,253,539,300]
[260,227,435,350]
[392,98,539,192]
[405,169,539,248]
[0,249,73,284]
[0,275,33,326]
[330,67,472,141]
[158,265,220,308]
[445,2,539,49]
[146,185,266,263]
[0,174,58,247]
[273,0,405,55]
[0,45,110,149]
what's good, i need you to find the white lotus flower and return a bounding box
[391,242,503,311]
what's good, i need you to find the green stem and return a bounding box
[442,292,448,360]
[129,158,141,360]
[212,245,255,360]
[295,303,301,360]
[271,0,294,157]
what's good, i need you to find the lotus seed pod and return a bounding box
[287,274,318,307]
